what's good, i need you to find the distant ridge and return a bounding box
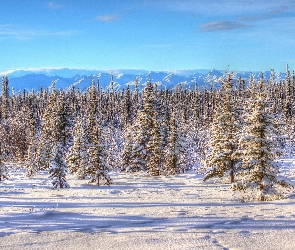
[1,68,288,92]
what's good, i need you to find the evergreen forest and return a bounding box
[0,66,295,201]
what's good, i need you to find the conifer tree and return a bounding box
[67,117,88,179]
[25,136,39,177]
[147,116,162,176]
[232,97,292,201]
[284,64,293,120]
[123,85,132,125]
[0,141,8,181]
[87,126,112,186]
[37,86,57,170]
[165,115,184,175]
[54,93,73,149]
[25,108,40,176]
[160,105,170,151]
[1,76,9,120]
[122,128,133,171]
[204,74,241,183]
[85,81,98,143]
[127,81,156,171]
[27,108,39,136]
[129,127,147,171]
[49,142,70,189]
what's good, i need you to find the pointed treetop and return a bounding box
[286,64,289,74]
[91,76,95,87]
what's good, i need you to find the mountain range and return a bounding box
[1,68,289,92]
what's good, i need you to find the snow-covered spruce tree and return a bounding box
[103,125,123,170]
[123,85,132,125]
[284,64,293,120]
[1,75,9,121]
[49,142,70,189]
[26,107,39,138]
[67,117,88,179]
[146,116,162,176]
[25,109,40,177]
[0,141,8,181]
[128,81,155,171]
[25,136,39,177]
[84,80,98,144]
[87,126,112,186]
[127,126,147,172]
[1,110,28,161]
[232,97,292,201]
[160,105,170,149]
[122,127,133,171]
[165,115,185,175]
[54,93,73,149]
[204,74,241,183]
[37,85,57,170]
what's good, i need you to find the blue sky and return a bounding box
[1,0,295,73]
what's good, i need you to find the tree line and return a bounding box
[0,67,294,201]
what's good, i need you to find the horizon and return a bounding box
[0,66,293,77]
[1,1,295,73]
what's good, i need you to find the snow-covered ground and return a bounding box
[1,160,295,250]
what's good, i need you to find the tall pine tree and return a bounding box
[0,141,8,181]
[87,126,112,186]
[233,97,292,201]
[165,115,184,175]
[204,74,241,183]
[67,117,88,179]
[49,142,70,189]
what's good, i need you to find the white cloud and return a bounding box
[0,25,80,40]
[95,14,122,22]
[47,2,65,10]
[146,0,295,17]
[199,21,250,32]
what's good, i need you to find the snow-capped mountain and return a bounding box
[1,68,288,92]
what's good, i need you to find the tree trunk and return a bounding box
[229,170,234,183]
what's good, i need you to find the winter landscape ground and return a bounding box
[1,158,295,250]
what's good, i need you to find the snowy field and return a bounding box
[1,159,295,250]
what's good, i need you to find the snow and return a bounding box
[1,162,295,250]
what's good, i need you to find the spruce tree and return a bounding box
[85,81,98,144]
[147,116,162,176]
[49,142,70,189]
[87,126,112,186]
[165,115,184,175]
[25,109,40,176]
[122,128,133,172]
[67,117,88,179]
[0,141,8,181]
[284,64,293,120]
[54,94,73,149]
[1,76,9,120]
[25,136,39,177]
[233,97,292,201]
[204,74,241,183]
[123,85,132,125]
[129,81,155,171]
[37,87,57,170]
[129,128,147,171]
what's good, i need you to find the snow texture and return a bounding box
[1,160,295,249]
